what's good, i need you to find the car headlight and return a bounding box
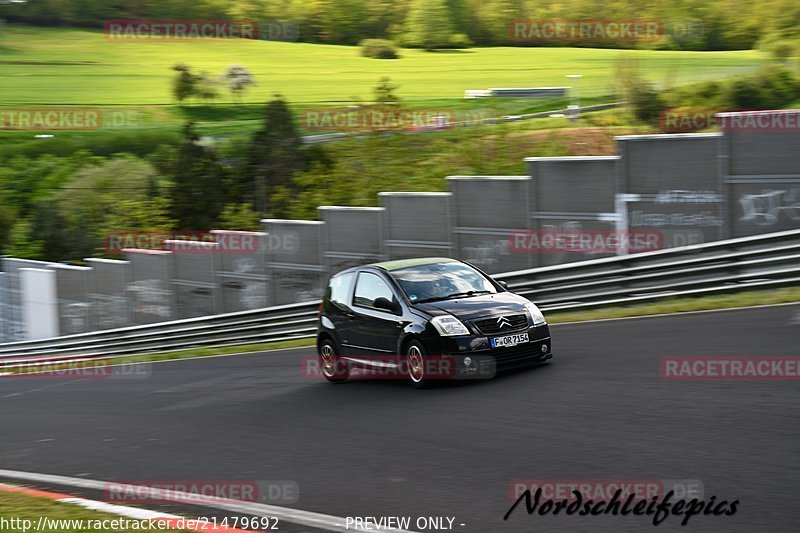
[431,314,470,336]
[525,302,546,325]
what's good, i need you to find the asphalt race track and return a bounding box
[2,304,799,532]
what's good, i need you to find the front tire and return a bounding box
[406,340,432,389]
[319,339,349,383]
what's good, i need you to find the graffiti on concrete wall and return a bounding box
[739,188,800,226]
[463,239,511,268]
[275,270,324,302]
[629,190,724,228]
[629,211,724,227]
[127,279,171,318]
[233,257,267,309]
[95,296,129,328]
[654,190,723,204]
[62,302,90,334]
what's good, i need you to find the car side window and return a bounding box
[353,272,397,311]
[328,272,355,310]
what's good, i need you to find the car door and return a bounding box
[325,271,358,351]
[346,270,404,363]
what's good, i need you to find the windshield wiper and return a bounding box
[416,290,492,303]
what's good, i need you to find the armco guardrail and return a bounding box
[303,102,622,144]
[0,229,798,362]
[0,301,320,362]
[495,228,800,311]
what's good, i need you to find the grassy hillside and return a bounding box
[0,25,763,108]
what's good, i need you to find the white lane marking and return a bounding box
[0,468,418,533]
[60,497,180,521]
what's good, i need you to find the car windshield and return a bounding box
[389,262,497,303]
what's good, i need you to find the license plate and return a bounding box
[490,332,529,348]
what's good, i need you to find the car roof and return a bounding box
[368,257,459,272]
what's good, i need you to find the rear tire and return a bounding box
[319,339,349,383]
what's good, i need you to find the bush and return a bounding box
[723,78,766,109]
[760,67,800,106]
[664,66,800,114]
[360,39,399,59]
[631,80,668,125]
[448,33,472,49]
[759,34,797,62]
[769,41,796,61]
[720,67,799,110]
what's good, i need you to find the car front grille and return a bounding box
[473,313,528,335]
[491,341,549,368]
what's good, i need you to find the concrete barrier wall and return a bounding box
[20,268,59,340]
[2,110,799,341]
[51,264,92,335]
[2,258,56,342]
[124,249,175,325]
[447,176,533,274]
[262,219,325,305]
[380,192,453,259]
[525,156,619,266]
[210,230,269,312]
[617,133,725,247]
[85,258,131,330]
[718,111,800,238]
[319,206,385,274]
[164,240,220,319]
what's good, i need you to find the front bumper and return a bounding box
[422,324,552,379]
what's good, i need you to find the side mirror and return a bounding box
[496,280,508,290]
[374,297,400,314]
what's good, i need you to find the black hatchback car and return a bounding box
[316,257,552,387]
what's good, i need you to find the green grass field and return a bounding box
[0,23,769,156]
[0,24,763,108]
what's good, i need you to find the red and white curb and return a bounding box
[0,483,256,532]
[0,468,416,532]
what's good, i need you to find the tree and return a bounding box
[247,96,304,217]
[50,155,171,259]
[218,203,261,230]
[403,0,454,50]
[0,203,17,254]
[373,76,401,106]
[195,71,221,104]
[172,63,197,104]
[224,65,255,102]
[169,122,227,229]
[6,218,44,260]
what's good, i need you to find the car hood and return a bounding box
[412,292,528,321]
